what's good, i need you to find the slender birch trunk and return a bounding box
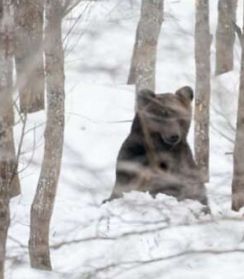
[0,163,10,279]
[29,0,65,270]
[194,0,211,182]
[232,6,244,211]
[127,0,164,104]
[127,24,140,85]
[215,0,238,75]
[0,1,17,277]
[14,0,45,113]
[5,17,20,197]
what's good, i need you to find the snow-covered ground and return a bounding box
[6,0,244,278]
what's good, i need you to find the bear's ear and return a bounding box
[137,89,156,108]
[175,86,193,102]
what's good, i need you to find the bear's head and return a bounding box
[136,86,193,146]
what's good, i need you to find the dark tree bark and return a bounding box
[127,0,164,100]
[215,0,237,75]
[0,1,18,277]
[3,33,20,198]
[215,0,238,75]
[5,18,20,198]
[194,0,211,182]
[231,12,244,211]
[0,162,10,279]
[6,127,20,198]
[29,0,65,270]
[14,0,45,113]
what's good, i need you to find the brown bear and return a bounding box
[105,86,208,206]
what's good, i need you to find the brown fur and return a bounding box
[105,86,208,206]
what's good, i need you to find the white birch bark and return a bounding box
[194,0,211,182]
[127,0,164,109]
[215,0,237,75]
[0,1,18,277]
[231,4,244,211]
[14,0,45,113]
[29,0,65,270]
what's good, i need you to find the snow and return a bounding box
[6,0,244,278]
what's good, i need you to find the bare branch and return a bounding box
[63,0,96,16]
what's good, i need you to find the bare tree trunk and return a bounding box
[0,163,10,279]
[0,0,21,198]
[14,0,45,113]
[215,0,238,75]
[127,0,164,100]
[127,24,140,85]
[194,0,211,182]
[5,26,20,198]
[0,1,17,277]
[7,127,20,198]
[29,0,65,270]
[231,11,244,211]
